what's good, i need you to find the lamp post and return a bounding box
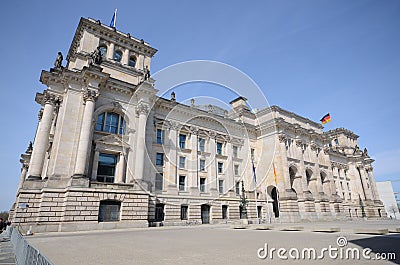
[240,180,248,219]
[359,194,366,218]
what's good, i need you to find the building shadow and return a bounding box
[350,234,400,264]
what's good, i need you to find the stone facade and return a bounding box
[10,17,385,232]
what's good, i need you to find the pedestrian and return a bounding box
[0,218,4,231]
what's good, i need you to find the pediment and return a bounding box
[95,134,130,147]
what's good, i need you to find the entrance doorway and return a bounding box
[271,187,280,218]
[155,203,165,222]
[201,204,210,224]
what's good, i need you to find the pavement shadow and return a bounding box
[350,234,400,264]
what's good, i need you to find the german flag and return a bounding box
[320,113,331,124]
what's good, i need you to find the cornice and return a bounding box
[67,17,157,62]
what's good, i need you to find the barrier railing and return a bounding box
[5,226,54,265]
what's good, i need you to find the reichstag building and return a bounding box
[10,17,385,232]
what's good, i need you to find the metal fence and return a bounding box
[6,226,54,265]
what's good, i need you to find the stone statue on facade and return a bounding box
[90,46,102,65]
[363,148,368,157]
[54,52,63,68]
[144,66,150,80]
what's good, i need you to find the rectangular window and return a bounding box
[199,159,205,171]
[179,134,186,149]
[235,182,240,195]
[96,113,105,131]
[200,178,206,192]
[218,179,224,193]
[179,156,186,169]
[218,162,223,174]
[222,205,228,219]
[97,153,117,183]
[155,173,163,191]
[156,129,163,144]
[216,142,223,155]
[179,175,186,191]
[156,153,164,166]
[334,139,339,146]
[234,164,239,176]
[199,138,205,152]
[181,205,188,220]
[233,145,238,158]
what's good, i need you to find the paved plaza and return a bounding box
[22,220,400,265]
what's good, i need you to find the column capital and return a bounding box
[83,89,99,102]
[136,101,150,116]
[43,91,61,105]
[278,134,286,143]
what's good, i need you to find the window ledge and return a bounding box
[180,148,192,154]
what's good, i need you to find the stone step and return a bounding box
[230,225,248,229]
[312,227,341,233]
[354,228,388,235]
[280,226,304,231]
[388,227,400,233]
[253,225,274,230]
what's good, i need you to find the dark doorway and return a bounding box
[98,200,121,222]
[155,203,165,222]
[257,206,262,219]
[271,187,280,218]
[201,204,210,224]
[378,209,382,217]
[222,205,228,220]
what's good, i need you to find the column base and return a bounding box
[70,174,90,187]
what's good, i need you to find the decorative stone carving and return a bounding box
[83,89,99,102]
[278,134,286,143]
[295,139,302,147]
[43,91,60,105]
[136,101,150,116]
[38,109,44,121]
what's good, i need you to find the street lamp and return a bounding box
[240,180,248,219]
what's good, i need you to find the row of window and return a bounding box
[155,153,240,175]
[98,45,137,67]
[156,129,240,157]
[155,173,230,194]
[179,205,228,220]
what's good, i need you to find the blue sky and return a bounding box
[0,0,399,211]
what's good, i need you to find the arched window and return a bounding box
[113,50,122,62]
[99,45,107,59]
[306,169,312,185]
[96,112,125,135]
[128,56,136,67]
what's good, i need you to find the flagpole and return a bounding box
[252,161,260,224]
[114,9,117,28]
[266,187,271,224]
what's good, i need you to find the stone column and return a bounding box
[165,124,178,191]
[121,48,129,65]
[91,150,100,181]
[107,43,115,60]
[27,93,57,179]
[358,166,373,201]
[115,152,126,183]
[189,129,199,193]
[365,166,379,202]
[18,163,29,191]
[209,133,218,193]
[225,140,234,194]
[134,100,150,185]
[73,90,98,177]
